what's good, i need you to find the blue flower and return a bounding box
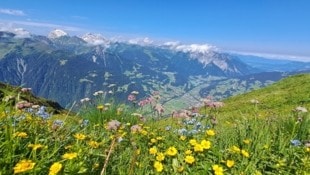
[290,139,302,146]
[53,120,64,127]
[178,128,188,135]
[36,106,50,119]
[25,108,34,113]
[81,119,89,127]
[205,124,211,130]
[184,118,196,125]
[189,129,198,135]
[195,122,202,130]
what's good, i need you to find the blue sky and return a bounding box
[0,0,310,60]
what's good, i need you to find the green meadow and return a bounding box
[0,74,309,175]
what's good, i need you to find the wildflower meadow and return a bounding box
[0,84,309,175]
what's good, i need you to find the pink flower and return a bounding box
[106,120,121,131]
[21,88,32,93]
[131,125,142,132]
[128,94,136,102]
[138,97,153,107]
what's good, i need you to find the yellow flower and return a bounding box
[305,147,310,152]
[93,163,99,169]
[65,145,72,150]
[243,139,251,144]
[88,141,99,148]
[73,133,86,140]
[275,159,286,168]
[140,130,148,135]
[14,132,28,138]
[156,152,165,161]
[189,139,197,146]
[116,108,122,115]
[179,135,186,141]
[153,161,163,172]
[49,162,62,175]
[206,129,215,136]
[201,140,211,150]
[156,136,163,140]
[28,144,44,151]
[0,111,6,119]
[255,170,263,175]
[194,144,204,152]
[226,160,235,168]
[185,149,192,155]
[97,105,104,110]
[177,166,184,172]
[184,155,195,164]
[136,149,141,155]
[62,152,78,160]
[212,164,224,175]
[149,146,158,155]
[150,138,157,143]
[166,146,178,156]
[241,149,250,158]
[13,159,35,174]
[231,145,240,153]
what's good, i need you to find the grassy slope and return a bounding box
[0,74,309,174]
[0,82,66,114]
[217,74,310,117]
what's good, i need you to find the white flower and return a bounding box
[80,98,90,103]
[131,91,139,95]
[250,99,260,104]
[295,106,308,113]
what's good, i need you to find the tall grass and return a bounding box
[0,95,309,174]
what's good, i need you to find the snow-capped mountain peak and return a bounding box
[81,33,109,45]
[48,29,68,39]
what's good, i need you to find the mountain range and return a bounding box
[0,29,309,110]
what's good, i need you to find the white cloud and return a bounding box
[229,50,310,62]
[163,41,180,47]
[12,21,81,32]
[0,8,25,16]
[0,20,83,36]
[128,37,154,45]
[175,44,217,54]
[13,28,31,38]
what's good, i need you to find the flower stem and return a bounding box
[100,137,116,175]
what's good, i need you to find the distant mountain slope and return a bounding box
[219,74,310,115]
[0,29,309,110]
[0,30,255,108]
